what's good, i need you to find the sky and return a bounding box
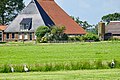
[24,0,120,25]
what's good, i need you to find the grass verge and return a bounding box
[0,69,120,80]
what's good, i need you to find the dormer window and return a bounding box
[20,18,32,31]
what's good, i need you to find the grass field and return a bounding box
[0,41,120,73]
[0,41,120,64]
[0,69,120,80]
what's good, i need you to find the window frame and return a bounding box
[12,33,15,39]
[6,33,9,39]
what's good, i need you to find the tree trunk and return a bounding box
[1,13,5,25]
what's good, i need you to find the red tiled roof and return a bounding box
[37,0,86,34]
[0,25,7,30]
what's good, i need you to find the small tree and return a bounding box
[71,16,92,30]
[35,25,68,43]
[35,26,50,42]
[50,26,68,41]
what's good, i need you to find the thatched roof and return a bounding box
[106,21,120,34]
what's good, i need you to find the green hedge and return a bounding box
[0,60,119,73]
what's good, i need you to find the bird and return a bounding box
[24,64,29,72]
[10,66,14,72]
[111,60,115,68]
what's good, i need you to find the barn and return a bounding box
[106,21,120,39]
[3,0,86,41]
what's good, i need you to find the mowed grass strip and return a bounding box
[0,42,120,64]
[0,69,120,80]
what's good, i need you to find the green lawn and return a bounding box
[0,69,120,80]
[0,41,120,65]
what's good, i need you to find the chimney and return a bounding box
[98,22,105,40]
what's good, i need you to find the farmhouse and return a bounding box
[3,0,86,41]
[105,21,120,39]
[0,25,7,42]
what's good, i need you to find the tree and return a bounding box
[35,25,68,43]
[35,26,50,41]
[0,0,25,25]
[71,16,92,30]
[102,13,120,24]
[81,21,92,30]
[87,24,98,34]
[50,26,68,41]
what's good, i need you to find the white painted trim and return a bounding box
[19,34,22,39]
[110,21,120,22]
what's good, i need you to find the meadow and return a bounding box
[0,41,120,72]
[0,69,120,80]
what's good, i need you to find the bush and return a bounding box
[40,37,48,43]
[83,33,99,41]
[2,64,11,73]
[35,26,50,43]
[0,42,6,44]
[109,37,120,41]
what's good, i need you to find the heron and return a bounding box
[24,64,29,72]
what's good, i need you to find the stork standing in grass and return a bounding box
[111,60,115,68]
[24,65,29,72]
[10,66,14,72]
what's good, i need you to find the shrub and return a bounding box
[35,26,50,42]
[0,42,6,44]
[109,37,120,41]
[2,64,11,73]
[83,33,99,41]
[14,65,24,72]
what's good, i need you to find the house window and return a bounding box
[12,33,15,39]
[6,33,9,39]
[30,33,32,40]
[19,33,22,39]
[20,18,32,31]
[24,33,28,39]
[0,32,2,41]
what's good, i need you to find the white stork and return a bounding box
[24,64,29,72]
[10,66,14,72]
[111,60,115,68]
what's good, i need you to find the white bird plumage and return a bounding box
[111,60,115,68]
[24,65,29,72]
[10,66,14,72]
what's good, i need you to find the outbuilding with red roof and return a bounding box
[0,25,7,42]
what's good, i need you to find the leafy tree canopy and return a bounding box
[102,13,120,24]
[71,16,92,30]
[0,0,25,25]
[50,26,67,41]
[35,26,50,39]
[35,26,68,43]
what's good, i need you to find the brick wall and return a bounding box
[3,32,35,42]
